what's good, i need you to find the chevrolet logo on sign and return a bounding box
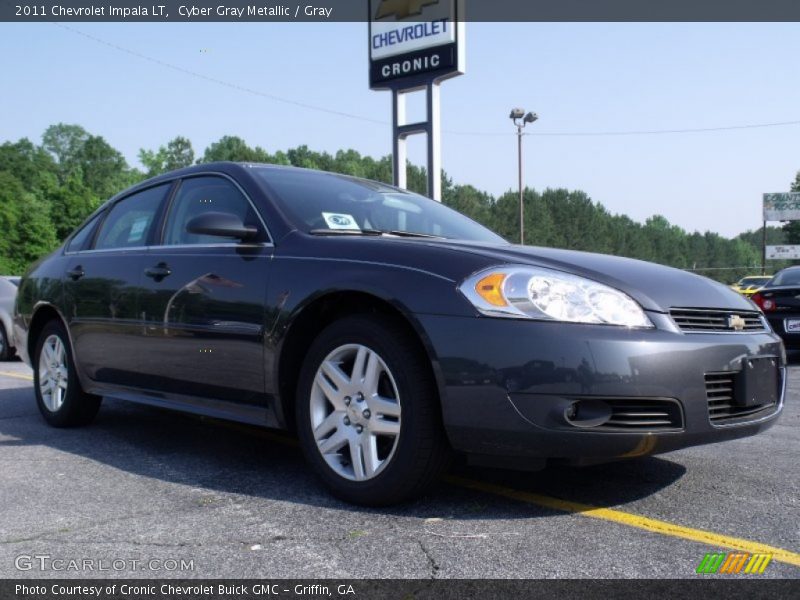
[728,315,746,331]
[375,0,439,20]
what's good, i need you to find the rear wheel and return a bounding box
[33,320,101,427]
[0,324,12,361]
[296,315,450,506]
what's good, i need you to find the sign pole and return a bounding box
[368,0,464,201]
[426,81,442,201]
[392,90,407,190]
[762,221,767,275]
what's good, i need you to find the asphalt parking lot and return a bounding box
[0,359,797,579]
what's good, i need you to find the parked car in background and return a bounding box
[752,266,800,348]
[13,163,785,505]
[0,276,21,360]
[731,275,772,297]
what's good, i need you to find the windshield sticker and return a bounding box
[322,212,360,230]
[127,217,149,242]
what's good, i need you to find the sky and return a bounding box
[1,22,799,238]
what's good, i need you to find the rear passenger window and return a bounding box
[66,213,103,253]
[163,176,263,245]
[94,185,170,250]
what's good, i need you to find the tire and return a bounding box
[33,320,102,427]
[0,323,12,361]
[296,314,450,506]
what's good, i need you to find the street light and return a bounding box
[509,108,538,244]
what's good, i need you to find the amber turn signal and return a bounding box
[475,273,508,307]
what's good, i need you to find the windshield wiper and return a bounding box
[309,228,383,236]
[309,228,444,239]
[384,230,444,239]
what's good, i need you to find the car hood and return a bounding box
[427,240,756,313]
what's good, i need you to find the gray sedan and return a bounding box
[0,276,20,360]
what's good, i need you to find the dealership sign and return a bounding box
[766,245,800,260]
[763,192,800,221]
[368,0,465,90]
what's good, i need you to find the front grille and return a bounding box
[671,309,766,333]
[600,399,683,431]
[705,372,779,424]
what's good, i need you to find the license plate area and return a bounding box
[785,318,800,333]
[735,358,779,407]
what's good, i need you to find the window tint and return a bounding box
[164,176,262,245]
[94,185,170,250]
[66,213,103,253]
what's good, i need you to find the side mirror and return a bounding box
[186,212,258,241]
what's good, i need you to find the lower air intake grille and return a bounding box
[705,372,779,424]
[600,399,683,431]
[671,309,766,333]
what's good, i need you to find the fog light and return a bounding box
[564,399,612,428]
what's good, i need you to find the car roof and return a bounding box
[130,162,407,196]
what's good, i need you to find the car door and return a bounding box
[136,174,272,406]
[63,183,173,388]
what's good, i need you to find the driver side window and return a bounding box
[164,176,262,245]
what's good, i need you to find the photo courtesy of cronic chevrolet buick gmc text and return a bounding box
[13,163,785,505]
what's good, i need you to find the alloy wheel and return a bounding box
[38,334,68,412]
[309,343,402,481]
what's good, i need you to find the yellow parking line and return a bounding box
[4,369,795,567]
[447,475,800,568]
[0,371,33,382]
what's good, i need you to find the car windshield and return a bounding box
[769,270,800,286]
[254,167,506,243]
[3,277,20,287]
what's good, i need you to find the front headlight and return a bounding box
[459,265,654,328]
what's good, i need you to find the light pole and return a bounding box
[509,108,538,244]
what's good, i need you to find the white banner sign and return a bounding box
[764,192,800,221]
[766,245,800,260]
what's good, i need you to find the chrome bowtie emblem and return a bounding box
[728,315,746,331]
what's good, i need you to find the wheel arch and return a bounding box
[273,289,446,431]
[27,303,72,366]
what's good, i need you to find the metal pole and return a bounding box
[518,125,524,245]
[427,82,442,201]
[392,89,407,190]
[762,221,767,275]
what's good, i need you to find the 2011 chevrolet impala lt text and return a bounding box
[13,163,785,505]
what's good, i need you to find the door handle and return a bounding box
[67,266,85,280]
[144,263,172,280]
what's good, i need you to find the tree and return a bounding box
[0,172,58,273]
[781,170,800,245]
[139,136,196,177]
[42,123,134,200]
[199,136,272,163]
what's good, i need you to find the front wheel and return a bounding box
[33,320,102,427]
[296,315,450,506]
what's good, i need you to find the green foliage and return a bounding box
[0,125,790,284]
[139,136,195,177]
[782,171,800,245]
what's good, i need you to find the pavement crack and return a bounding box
[417,539,440,579]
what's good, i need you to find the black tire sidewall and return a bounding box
[0,324,9,361]
[296,315,445,505]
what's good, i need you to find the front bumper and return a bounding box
[418,312,785,463]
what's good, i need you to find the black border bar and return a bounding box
[4,0,800,22]
[1,580,799,600]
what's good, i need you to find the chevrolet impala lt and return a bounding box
[13,163,784,505]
